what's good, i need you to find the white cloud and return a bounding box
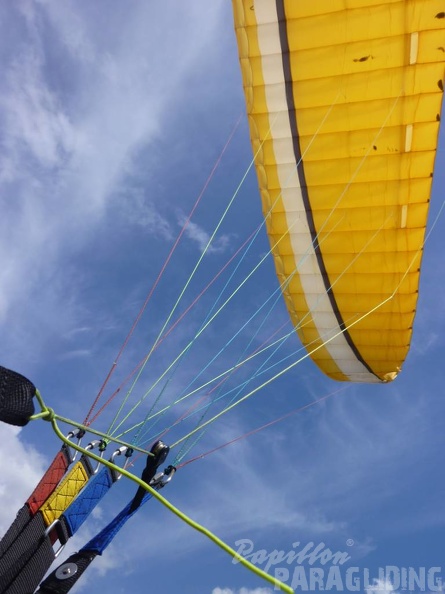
[2,52,75,170]
[0,0,227,349]
[411,331,440,356]
[366,578,397,594]
[123,189,173,240]
[0,424,47,534]
[178,215,233,255]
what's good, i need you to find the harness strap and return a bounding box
[36,550,97,594]
[0,512,47,592]
[5,543,55,594]
[37,493,153,593]
[2,519,69,594]
[86,491,152,554]
[0,455,93,593]
[40,457,92,526]
[63,466,114,536]
[37,452,175,593]
[2,465,117,594]
[28,446,72,515]
[0,505,31,560]
[0,445,71,559]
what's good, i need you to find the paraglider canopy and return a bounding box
[233,0,445,382]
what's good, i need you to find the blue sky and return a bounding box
[0,2,444,594]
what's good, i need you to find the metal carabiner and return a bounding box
[44,518,68,558]
[84,439,104,474]
[151,464,176,490]
[109,445,133,481]
[65,428,86,462]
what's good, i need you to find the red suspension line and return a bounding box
[83,116,242,425]
[177,386,349,468]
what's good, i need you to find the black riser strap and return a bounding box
[0,505,31,559]
[37,551,97,593]
[0,447,71,563]
[1,466,114,593]
[3,537,55,594]
[0,454,92,591]
[36,493,153,592]
[0,512,46,592]
[0,518,70,594]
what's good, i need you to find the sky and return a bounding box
[0,2,444,594]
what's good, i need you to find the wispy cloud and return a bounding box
[58,348,93,360]
[178,214,233,255]
[366,578,397,594]
[0,424,46,534]
[2,52,75,172]
[0,0,227,357]
[123,189,173,240]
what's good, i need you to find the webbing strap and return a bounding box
[0,512,47,592]
[28,446,71,515]
[40,456,93,526]
[0,444,70,557]
[37,550,97,594]
[2,519,70,594]
[3,467,115,594]
[0,446,70,559]
[0,456,92,593]
[84,491,152,554]
[37,493,152,593]
[0,505,31,559]
[4,538,54,594]
[62,466,114,536]
[0,365,35,426]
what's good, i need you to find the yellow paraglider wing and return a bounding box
[233,0,445,382]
